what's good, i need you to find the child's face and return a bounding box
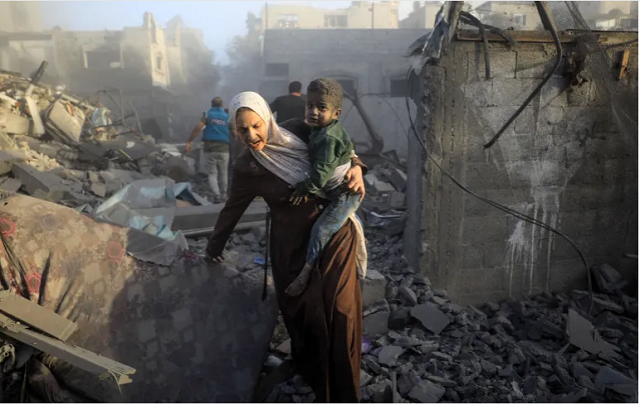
[305,92,341,128]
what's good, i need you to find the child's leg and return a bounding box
[306,192,362,268]
[286,193,361,296]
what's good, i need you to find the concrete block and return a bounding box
[388,168,407,192]
[11,163,68,197]
[0,110,29,135]
[492,79,539,107]
[362,269,388,310]
[390,192,405,209]
[0,150,25,175]
[365,174,395,194]
[45,100,85,145]
[362,309,390,338]
[462,216,508,245]
[0,178,21,193]
[468,50,516,80]
[168,200,269,233]
[90,182,107,198]
[0,131,15,149]
[463,81,493,107]
[514,107,535,134]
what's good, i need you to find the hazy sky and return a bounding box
[41,1,420,65]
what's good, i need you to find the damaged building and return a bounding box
[1,6,217,142]
[0,1,636,404]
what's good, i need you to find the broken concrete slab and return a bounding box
[0,110,29,135]
[0,131,16,149]
[411,303,451,335]
[408,380,446,403]
[363,306,391,337]
[275,338,291,355]
[388,168,407,192]
[25,96,45,136]
[44,99,85,145]
[169,200,268,233]
[90,182,107,198]
[362,269,388,310]
[567,309,620,360]
[163,155,191,183]
[0,150,25,175]
[591,264,628,295]
[0,289,77,341]
[11,162,68,198]
[390,191,405,209]
[594,366,638,398]
[378,345,404,367]
[0,177,21,193]
[364,173,395,194]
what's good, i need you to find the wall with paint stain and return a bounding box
[406,32,638,304]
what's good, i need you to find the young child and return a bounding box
[286,78,363,296]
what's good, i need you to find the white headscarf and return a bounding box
[229,91,368,279]
[229,91,311,187]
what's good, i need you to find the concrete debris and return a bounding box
[388,168,407,192]
[0,178,21,193]
[411,304,451,335]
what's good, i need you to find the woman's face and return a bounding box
[235,109,268,151]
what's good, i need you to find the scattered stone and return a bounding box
[399,287,418,307]
[363,269,389,309]
[360,369,373,387]
[378,345,404,367]
[408,380,446,403]
[431,352,453,363]
[388,306,411,330]
[433,289,448,298]
[411,304,450,335]
[426,375,456,388]
[419,341,440,355]
[397,370,420,396]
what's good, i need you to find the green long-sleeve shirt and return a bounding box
[295,120,354,196]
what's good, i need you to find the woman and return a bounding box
[206,92,366,402]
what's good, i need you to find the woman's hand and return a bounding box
[205,242,225,265]
[345,165,365,201]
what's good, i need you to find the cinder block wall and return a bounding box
[406,33,638,304]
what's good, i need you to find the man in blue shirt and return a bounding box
[186,97,233,203]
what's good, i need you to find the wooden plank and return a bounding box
[456,29,583,43]
[0,290,77,341]
[618,49,630,80]
[0,313,135,385]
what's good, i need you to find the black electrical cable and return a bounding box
[403,67,593,314]
[483,5,564,149]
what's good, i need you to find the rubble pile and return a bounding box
[254,164,638,403]
[0,69,197,209]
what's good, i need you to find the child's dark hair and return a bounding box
[307,78,343,109]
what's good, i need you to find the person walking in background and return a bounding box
[186,97,232,203]
[270,81,306,124]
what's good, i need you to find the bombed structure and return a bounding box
[0,1,637,403]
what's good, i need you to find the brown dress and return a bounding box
[207,119,364,402]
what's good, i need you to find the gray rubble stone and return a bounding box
[399,287,418,307]
[408,380,446,403]
[411,304,450,335]
[378,345,404,367]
